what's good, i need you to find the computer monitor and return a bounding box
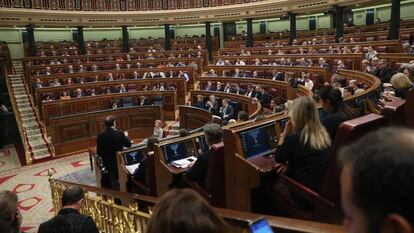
[163,140,197,164]
[123,150,144,165]
[195,135,209,154]
[239,123,278,159]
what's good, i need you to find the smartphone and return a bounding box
[249,218,274,233]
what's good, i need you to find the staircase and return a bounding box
[6,60,53,164]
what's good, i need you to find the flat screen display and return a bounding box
[123,150,143,165]
[163,140,196,164]
[239,123,278,159]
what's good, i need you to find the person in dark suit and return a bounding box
[245,85,256,98]
[319,85,354,142]
[219,99,234,125]
[186,124,223,188]
[96,116,132,190]
[375,59,395,83]
[194,95,205,109]
[138,96,148,106]
[258,86,271,105]
[205,95,219,115]
[0,191,22,233]
[38,185,99,233]
[232,84,245,95]
[215,82,224,92]
[133,136,159,186]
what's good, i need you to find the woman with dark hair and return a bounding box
[319,85,355,141]
[146,189,226,233]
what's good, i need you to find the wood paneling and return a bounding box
[49,105,162,156]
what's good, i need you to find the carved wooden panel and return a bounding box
[65,0,75,10]
[96,0,105,10]
[49,0,59,9]
[43,105,59,119]
[140,0,148,10]
[32,0,42,8]
[12,0,23,7]
[74,101,88,113]
[60,102,74,115]
[82,0,91,10]
[88,100,100,111]
[60,123,90,142]
[153,0,161,10]
[126,0,135,10]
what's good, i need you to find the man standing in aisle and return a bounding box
[97,116,132,190]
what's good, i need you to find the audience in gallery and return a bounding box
[38,186,99,233]
[0,191,23,233]
[146,189,226,233]
[274,96,331,199]
[339,128,414,233]
[186,123,223,188]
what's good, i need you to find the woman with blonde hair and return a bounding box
[153,120,163,139]
[390,73,413,99]
[276,96,331,193]
[146,189,226,233]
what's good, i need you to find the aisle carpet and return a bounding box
[0,148,96,233]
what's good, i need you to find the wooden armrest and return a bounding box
[183,175,212,201]
[278,174,335,211]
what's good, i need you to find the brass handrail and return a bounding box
[48,171,154,233]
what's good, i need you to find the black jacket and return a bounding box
[38,208,99,233]
[375,67,395,83]
[97,127,132,173]
[186,151,209,188]
[276,132,330,192]
[321,111,350,142]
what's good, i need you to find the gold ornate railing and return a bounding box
[48,171,156,233]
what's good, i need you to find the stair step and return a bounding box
[16,99,29,103]
[26,129,42,136]
[30,143,48,151]
[32,149,51,160]
[22,117,37,123]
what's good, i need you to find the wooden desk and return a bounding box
[179,106,213,131]
[49,105,162,156]
[29,67,195,93]
[40,90,177,122]
[213,54,363,72]
[25,57,203,77]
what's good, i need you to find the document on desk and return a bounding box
[125,163,140,174]
[171,156,197,168]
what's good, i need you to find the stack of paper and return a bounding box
[171,156,197,168]
[125,163,140,174]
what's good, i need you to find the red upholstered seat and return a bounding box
[272,113,387,223]
[405,89,414,128]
